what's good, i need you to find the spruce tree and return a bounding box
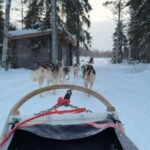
[128,0,141,61]
[103,0,128,63]
[23,0,43,29]
[61,0,92,49]
[61,0,92,64]
[42,0,51,28]
[128,0,150,62]
[112,21,127,63]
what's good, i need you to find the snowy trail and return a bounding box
[93,61,150,150]
[0,58,150,149]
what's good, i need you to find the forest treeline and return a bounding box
[79,48,112,58]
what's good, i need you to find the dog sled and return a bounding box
[0,84,138,150]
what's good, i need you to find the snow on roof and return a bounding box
[8,28,76,44]
[8,29,51,37]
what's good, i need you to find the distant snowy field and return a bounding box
[0,57,150,149]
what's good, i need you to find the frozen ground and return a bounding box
[0,57,150,149]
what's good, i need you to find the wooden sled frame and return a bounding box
[1,84,115,140]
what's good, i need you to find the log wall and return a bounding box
[9,34,73,69]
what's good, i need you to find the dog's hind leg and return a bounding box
[84,80,88,89]
[47,80,53,94]
[90,82,93,90]
[52,78,58,94]
[67,74,70,80]
[38,78,44,97]
[90,75,95,90]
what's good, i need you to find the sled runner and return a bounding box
[0,84,138,150]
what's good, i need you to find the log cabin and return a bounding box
[8,28,75,69]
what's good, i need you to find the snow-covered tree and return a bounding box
[103,0,128,63]
[112,21,128,63]
[128,0,150,62]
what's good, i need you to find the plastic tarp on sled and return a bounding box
[3,121,138,150]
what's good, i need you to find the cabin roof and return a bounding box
[8,28,76,45]
[9,29,52,37]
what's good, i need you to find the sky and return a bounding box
[89,0,115,51]
[10,0,115,51]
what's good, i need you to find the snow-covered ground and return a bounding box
[0,57,150,149]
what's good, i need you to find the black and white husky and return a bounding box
[82,64,96,90]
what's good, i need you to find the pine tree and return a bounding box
[103,0,128,63]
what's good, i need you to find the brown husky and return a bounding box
[83,65,96,90]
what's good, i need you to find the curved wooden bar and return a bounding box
[1,84,116,140]
[10,84,115,115]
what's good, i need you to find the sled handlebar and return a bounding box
[10,84,115,115]
[1,84,116,139]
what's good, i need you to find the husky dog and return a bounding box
[83,65,96,90]
[81,57,94,78]
[88,57,94,64]
[31,60,66,95]
[31,65,47,96]
[45,65,53,86]
[81,64,87,78]
[57,60,64,82]
[57,60,70,81]
[51,64,61,85]
[73,64,79,78]
[31,65,46,88]
[45,63,62,94]
[63,66,70,80]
